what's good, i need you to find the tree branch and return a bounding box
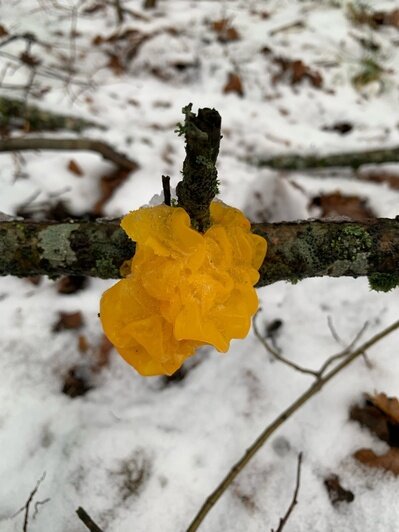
[0,218,398,288]
[248,146,399,171]
[185,319,399,531]
[0,96,103,132]
[0,137,138,171]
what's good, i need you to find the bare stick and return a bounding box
[162,175,171,206]
[272,453,303,532]
[76,507,104,532]
[0,137,137,171]
[185,319,399,531]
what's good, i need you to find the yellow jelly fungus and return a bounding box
[100,201,267,376]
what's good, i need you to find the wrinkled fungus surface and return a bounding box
[100,202,267,376]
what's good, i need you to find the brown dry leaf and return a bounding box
[106,53,125,75]
[19,51,41,67]
[370,393,399,424]
[62,367,92,398]
[324,474,355,506]
[357,169,399,190]
[57,275,88,295]
[78,334,90,354]
[53,311,84,332]
[211,19,240,42]
[92,167,130,216]
[67,159,84,177]
[310,192,375,221]
[92,34,105,46]
[223,72,244,97]
[0,25,9,37]
[354,448,399,475]
[273,58,323,88]
[94,335,113,370]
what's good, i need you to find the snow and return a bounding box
[0,1,399,531]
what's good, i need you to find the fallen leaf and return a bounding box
[273,58,323,88]
[322,122,353,135]
[94,335,113,370]
[57,275,88,295]
[0,25,9,37]
[350,393,399,447]
[106,52,125,75]
[324,474,355,506]
[310,192,375,221]
[62,367,92,398]
[357,169,399,190]
[223,72,244,96]
[78,334,89,354]
[53,311,84,332]
[67,159,84,176]
[370,393,399,424]
[354,448,399,475]
[19,51,41,67]
[211,19,240,42]
[92,167,130,216]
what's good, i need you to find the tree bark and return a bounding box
[1,218,398,290]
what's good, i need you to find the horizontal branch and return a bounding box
[0,137,138,171]
[249,146,399,170]
[0,96,103,132]
[0,218,398,289]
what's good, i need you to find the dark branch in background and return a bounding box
[162,175,171,206]
[1,219,398,290]
[0,137,137,171]
[76,507,104,532]
[272,453,303,532]
[0,96,103,132]
[176,104,221,231]
[247,145,399,171]
[185,319,399,531]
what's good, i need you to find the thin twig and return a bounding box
[76,507,104,532]
[11,473,46,531]
[162,175,171,206]
[272,453,303,532]
[185,319,399,531]
[253,312,318,377]
[0,137,137,171]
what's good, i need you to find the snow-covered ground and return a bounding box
[0,1,399,531]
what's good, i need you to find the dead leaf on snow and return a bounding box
[223,72,244,97]
[310,192,375,221]
[0,24,9,37]
[273,58,323,88]
[354,448,399,475]
[370,393,399,424]
[324,474,355,506]
[67,159,84,177]
[211,19,240,42]
[92,167,130,216]
[357,169,399,191]
[53,311,84,332]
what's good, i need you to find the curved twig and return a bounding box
[185,319,399,531]
[0,137,137,171]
